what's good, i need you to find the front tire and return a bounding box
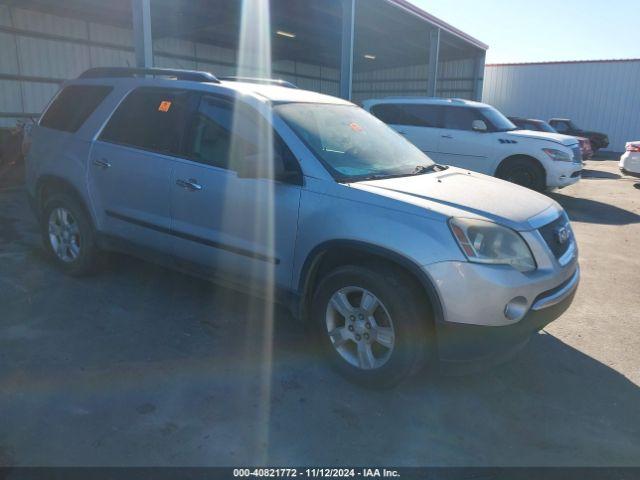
[497,157,546,191]
[41,193,98,276]
[311,264,432,388]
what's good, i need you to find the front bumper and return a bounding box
[436,266,579,364]
[547,162,582,188]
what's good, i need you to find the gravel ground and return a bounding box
[0,156,638,467]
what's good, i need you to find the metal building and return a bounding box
[0,0,487,129]
[483,59,640,152]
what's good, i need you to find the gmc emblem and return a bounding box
[555,225,571,245]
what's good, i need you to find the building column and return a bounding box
[132,0,153,68]
[339,0,355,100]
[427,28,440,97]
[473,51,486,101]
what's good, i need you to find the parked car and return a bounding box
[509,117,593,160]
[620,141,640,178]
[548,118,609,152]
[26,68,580,387]
[363,98,583,192]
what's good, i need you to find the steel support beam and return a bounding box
[473,50,486,101]
[131,0,153,68]
[427,28,440,97]
[339,0,355,100]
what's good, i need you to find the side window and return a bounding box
[184,96,297,174]
[554,122,568,133]
[443,107,484,131]
[371,104,442,128]
[100,87,190,155]
[371,104,414,126]
[40,85,112,133]
[403,104,443,128]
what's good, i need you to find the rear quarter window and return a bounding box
[40,85,113,133]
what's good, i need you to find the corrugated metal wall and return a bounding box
[437,57,475,99]
[0,5,339,128]
[483,61,640,152]
[351,57,476,105]
[352,64,429,105]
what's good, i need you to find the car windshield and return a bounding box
[479,106,517,132]
[537,121,558,133]
[275,103,435,181]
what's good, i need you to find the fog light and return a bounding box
[504,296,528,321]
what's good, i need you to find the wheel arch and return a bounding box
[496,154,546,179]
[296,240,443,326]
[34,175,95,227]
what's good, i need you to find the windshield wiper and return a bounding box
[413,164,448,174]
[348,164,448,182]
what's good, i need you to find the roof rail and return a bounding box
[78,67,220,83]
[219,76,298,89]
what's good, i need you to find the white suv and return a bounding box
[363,98,583,191]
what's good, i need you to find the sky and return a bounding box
[411,0,640,64]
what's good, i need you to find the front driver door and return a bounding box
[437,106,494,173]
[169,95,302,294]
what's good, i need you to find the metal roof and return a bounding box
[486,58,640,67]
[386,0,488,50]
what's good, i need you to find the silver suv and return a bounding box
[26,68,580,387]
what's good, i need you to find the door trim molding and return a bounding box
[105,210,279,264]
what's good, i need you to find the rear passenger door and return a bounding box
[437,106,494,173]
[370,103,443,160]
[89,87,193,253]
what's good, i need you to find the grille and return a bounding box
[571,145,583,163]
[539,215,572,259]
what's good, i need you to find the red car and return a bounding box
[509,117,593,160]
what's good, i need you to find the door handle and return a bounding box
[176,178,202,191]
[441,134,453,139]
[93,159,111,169]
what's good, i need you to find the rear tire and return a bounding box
[311,264,432,388]
[41,193,98,276]
[497,157,545,191]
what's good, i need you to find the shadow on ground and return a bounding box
[1,245,639,466]
[581,169,621,180]
[550,192,640,225]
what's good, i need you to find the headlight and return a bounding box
[449,218,536,272]
[543,148,573,162]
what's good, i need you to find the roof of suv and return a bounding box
[219,80,351,105]
[73,67,351,106]
[362,97,487,109]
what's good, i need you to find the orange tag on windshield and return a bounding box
[158,101,172,112]
[349,122,363,132]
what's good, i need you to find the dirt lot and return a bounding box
[0,157,639,467]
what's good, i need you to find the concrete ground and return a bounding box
[0,157,639,467]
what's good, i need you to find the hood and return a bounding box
[350,167,561,231]
[506,129,578,147]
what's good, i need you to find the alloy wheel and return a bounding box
[48,207,81,263]
[325,286,395,370]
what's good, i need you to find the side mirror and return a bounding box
[472,120,488,132]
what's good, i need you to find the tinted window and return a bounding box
[371,104,442,128]
[100,88,190,155]
[443,107,484,131]
[553,121,569,133]
[40,85,112,133]
[185,96,296,174]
